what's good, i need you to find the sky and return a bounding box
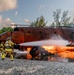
[0,0,74,28]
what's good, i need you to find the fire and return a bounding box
[26,47,32,59]
[42,46,57,53]
[42,46,74,59]
[25,46,74,59]
[58,51,74,59]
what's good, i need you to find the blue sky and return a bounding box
[0,0,74,28]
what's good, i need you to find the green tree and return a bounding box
[0,27,13,34]
[1,27,7,32]
[6,27,13,32]
[30,15,47,27]
[50,22,55,27]
[61,11,71,26]
[0,30,3,34]
[51,9,71,27]
[53,9,61,26]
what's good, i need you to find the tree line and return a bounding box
[0,27,13,34]
[0,9,74,34]
[30,9,74,27]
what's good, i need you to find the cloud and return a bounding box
[5,18,12,25]
[24,19,31,23]
[15,11,18,16]
[5,18,11,22]
[0,15,4,28]
[0,0,17,12]
[0,16,12,29]
[39,5,45,10]
[4,18,13,27]
[0,15,3,23]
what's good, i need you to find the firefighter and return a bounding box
[0,41,5,57]
[0,41,4,52]
[1,37,14,61]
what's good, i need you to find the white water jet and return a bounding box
[20,39,69,46]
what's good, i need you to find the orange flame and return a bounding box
[42,46,74,59]
[26,47,32,59]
